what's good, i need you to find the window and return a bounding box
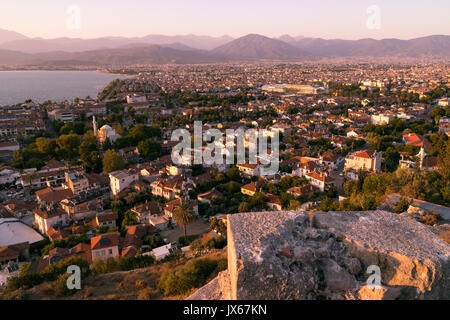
[108,249,113,255]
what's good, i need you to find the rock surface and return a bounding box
[189,210,450,300]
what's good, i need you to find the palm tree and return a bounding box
[173,203,196,238]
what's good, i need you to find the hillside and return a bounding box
[212,34,312,60]
[1,250,227,300]
[0,28,28,45]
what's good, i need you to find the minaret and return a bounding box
[92,116,98,137]
[417,147,426,170]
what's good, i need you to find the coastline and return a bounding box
[0,70,133,106]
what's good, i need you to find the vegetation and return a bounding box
[157,258,223,296]
[173,203,197,238]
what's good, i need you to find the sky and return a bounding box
[1,0,449,40]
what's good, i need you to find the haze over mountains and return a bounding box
[0,28,448,67]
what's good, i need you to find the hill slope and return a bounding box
[212,34,312,60]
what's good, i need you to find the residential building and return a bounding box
[109,169,139,197]
[90,232,120,261]
[345,150,382,173]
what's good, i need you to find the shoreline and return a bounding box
[0,70,134,106]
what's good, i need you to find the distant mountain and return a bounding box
[138,34,233,50]
[211,34,312,60]
[0,49,33,65]
[8,45,224,67]
[278,34,304,44]
[0,34,233,53]
[0,29,28,45]
[291,35,450,58]
[0,33,448,67]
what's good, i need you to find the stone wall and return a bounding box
[189,210,450,300]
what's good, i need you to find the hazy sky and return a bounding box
[1,0,449,40]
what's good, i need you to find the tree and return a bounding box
[102,149,125,172]
[56,134,81,159]
[35,137,57,158]
[288,200,301,210]
[209,218,226,234]
[79,133,101,172]
[238,202,249,213]
[121,210,138,229]
[249,192,268,210]
[226,167,241,182]
[138,139,162,160]
[173,203,196,238]
[430,107,445,124]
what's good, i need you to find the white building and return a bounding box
[33,206,69,235]
[372,113,394,125]
[0,167,20,185]
[0,218,44,247]
[149,243,177,259]
[109,169,140,196]
[126,94,147,104]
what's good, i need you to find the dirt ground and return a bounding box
[161,219,210,242]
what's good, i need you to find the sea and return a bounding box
[0,70,131,106]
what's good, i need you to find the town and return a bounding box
[0,61,449,300]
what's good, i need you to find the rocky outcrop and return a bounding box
[189,210,450,300]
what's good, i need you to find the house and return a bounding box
[70,243,92,263]
[90,232,120,261]
[345,150,382,173]
[0,243,29,266]
[121,246,139,258]
[266,194,282,211]
[123,225,148,248]
[149,243,177,260]
[63,171,89,195]
[197,188,223,204]
[150,176,187,200]
[46,227,70,242]
[131,201,163,225]
[320,152,341,170]
[33,205,69,234]
[403,133,432,150]
[0,142,20,161]
[292,160,320,177]
[0,167,20,185]
[346,128,361,138]
[109,169,139,197]
[241,182,258,197]
[164,198,198,219]
[287,184,318,198]
[305,171,335,192]
[21,168,67,189]
[94,211,118,229]
[237,163,260,177]
[35,187,73,204]
[0,218,43,248]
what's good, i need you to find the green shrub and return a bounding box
[157,258,218,296]
[178,234,200,246]
[137,287,158,300]
[395,197,411,213]
[53,273,76,297]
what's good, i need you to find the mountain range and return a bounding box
[0,29,448,67]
